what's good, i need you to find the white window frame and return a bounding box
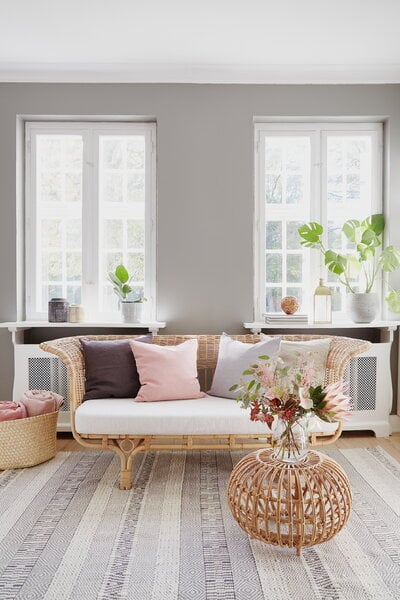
[25,121,157,321]
[254,121,383,321]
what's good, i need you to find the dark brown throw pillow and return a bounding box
[81,335,152,400]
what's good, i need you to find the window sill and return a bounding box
[0,320,166,336]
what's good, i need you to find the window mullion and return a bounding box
[82,128,99,317]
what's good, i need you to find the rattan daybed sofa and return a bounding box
[40,334,370,489]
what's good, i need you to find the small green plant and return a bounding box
[108,264,146,302]
[298,214,400,312]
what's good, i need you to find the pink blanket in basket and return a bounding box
[20,390,64,417]
[0,401,27,422]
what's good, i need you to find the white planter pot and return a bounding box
[120,301,144,323]
[347,292,379,323]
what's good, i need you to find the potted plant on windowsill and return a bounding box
[108,264,147,323]
[298,214,400,323]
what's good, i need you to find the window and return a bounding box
[254,122,382,319]
[25,122,156,320]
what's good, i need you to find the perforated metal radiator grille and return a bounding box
[345,355,377,412]
[28,357,69,412]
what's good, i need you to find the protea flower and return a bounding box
[319,381,351,422]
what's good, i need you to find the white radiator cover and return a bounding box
[13,342,392,436]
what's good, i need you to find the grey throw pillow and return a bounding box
[81,334,152,400]
[208,334,281,399]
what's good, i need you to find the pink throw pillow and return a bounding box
[129,339,205,402]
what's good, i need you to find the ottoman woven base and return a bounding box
[227,449,352,555]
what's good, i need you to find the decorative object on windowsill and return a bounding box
[108,264,147,323]
[230,354,351,463]
[298,214,400,323]
[313,278,332,324]
[263,312,308,324]
[48,298,69,322]
[69,304,85,323]
[280,295,300,315]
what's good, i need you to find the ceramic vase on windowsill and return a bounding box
[347,292,379,324]
[120,301,144,323]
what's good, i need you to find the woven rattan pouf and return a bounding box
[227,448,352,555]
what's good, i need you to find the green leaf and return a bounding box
[324,250,346,275]
[342,219,361,243]
[385,289,400,313]
[108,271,122,287]
[242,369,255,375]
[361,229,380,248]
[363,213,385,235]
[258,355,270,360]
[122,284,133,294]
[356,243,375,261]
[229,384,239,391]
[115,264,129,284]
[247,380,256,390]
[298,222,323,246]
[380,246,400,272]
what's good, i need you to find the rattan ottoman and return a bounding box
[227,448,351,555]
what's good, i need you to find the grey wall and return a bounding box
[1,83,400,398]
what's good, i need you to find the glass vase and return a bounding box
[272,417,309,463]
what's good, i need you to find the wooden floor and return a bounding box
[57,431,400,462]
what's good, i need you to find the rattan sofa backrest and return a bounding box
[40,333,371,411]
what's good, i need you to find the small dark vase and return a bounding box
[48,298,69,322]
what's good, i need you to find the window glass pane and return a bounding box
[327,221,342,250]
[265,174,282,204]
[286,221,302,249]
[287,287,302,306]
[287,255,302,283]
[266,287,282,312]
[41,219,62,248]
[127,220,145,249]
[286,174,303,204]
[99,135,146,311]
[265,222,281,249]
[264,135,311,314]
[36,134,83,311]
[104,219,123,248]
[326,134,375,313]
[327,135,372,209]
[66,252,81,281]
[266,254,282,283]
[127,252,145,282]
[66,219,82,249]
[66,286,81,304]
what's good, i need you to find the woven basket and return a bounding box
[0,411,58,470]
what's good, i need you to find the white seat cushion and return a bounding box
[75,395,339,436]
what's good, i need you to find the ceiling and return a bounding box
[1,0,399,83]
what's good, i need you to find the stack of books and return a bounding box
[263,313,309,324]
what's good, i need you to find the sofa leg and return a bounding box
[119,468,133,490]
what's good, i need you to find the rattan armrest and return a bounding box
[40,337,85,411]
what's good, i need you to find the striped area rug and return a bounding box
[0,447,400,600]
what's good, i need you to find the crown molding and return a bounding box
[1,62,400,84]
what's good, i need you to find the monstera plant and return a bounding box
[298,214,400,313]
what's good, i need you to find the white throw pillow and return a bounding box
[208,333,281,399]
[278,338,331,387]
